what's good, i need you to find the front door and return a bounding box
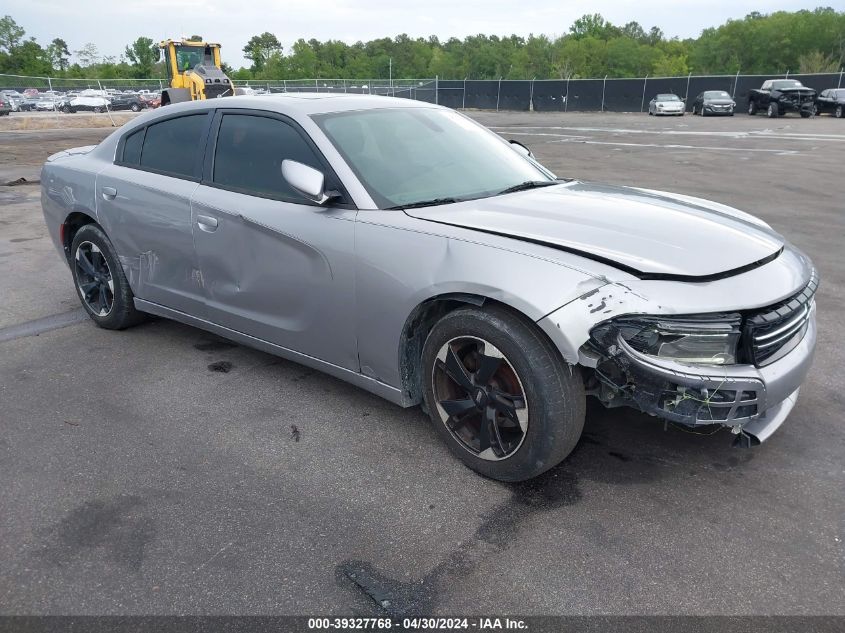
[190,110,358,371]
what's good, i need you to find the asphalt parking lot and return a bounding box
[1,111,843,616]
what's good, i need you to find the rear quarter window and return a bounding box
[122,128,144,165]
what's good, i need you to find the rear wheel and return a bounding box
[70,224,144,330]
[422,306,585,481]
[93,106,103,113]
[130,103,141,112]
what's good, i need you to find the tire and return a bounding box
[93,106,102,114]
[70,224,145,330]
[800,109,811,118]
[700,107,707,117]
[61,105,71,114]
[130,103,141,112]
[836,105,843,119]
[767,103,778,118]
[421,305,585,481]
[748,101,757,115]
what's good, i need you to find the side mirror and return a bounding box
[281,160,336,205]
[509,139,534,159]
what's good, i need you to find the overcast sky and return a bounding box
[6,0,827,69]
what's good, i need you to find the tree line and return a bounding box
[1,9,843,82]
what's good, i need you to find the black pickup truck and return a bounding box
[747,79,816,118]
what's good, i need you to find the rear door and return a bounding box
[190,109,359,370]
[96,111,212,317]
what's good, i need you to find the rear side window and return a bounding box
[139,114,207,178]
[122,128,144,165]
[212,114,322,201]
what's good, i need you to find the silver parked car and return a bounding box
[41,95,817,481]
[649,93,686,116]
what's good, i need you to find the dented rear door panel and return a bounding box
[96,164,205,317]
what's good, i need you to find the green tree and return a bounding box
[570,14,620,40]
[243,32,281,72]
[124,36,158,77]
[0,15,25,54]
[74,42,99,67]
[47,37,70,72]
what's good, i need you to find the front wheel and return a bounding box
[422,306,585,481]
[130,103,141,112]
[70,224,145,330]
[767,103,778,118]
[93,106,102,113]
[748,101,758,115]
[836,105,843,119]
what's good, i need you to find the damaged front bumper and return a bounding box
[580,304,816,444]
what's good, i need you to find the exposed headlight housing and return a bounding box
[593,315,742,365]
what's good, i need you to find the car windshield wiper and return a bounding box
[387,197,461,210]
[495,181,558,196]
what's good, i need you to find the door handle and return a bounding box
[196,214,219,232]
[101,186,117,200]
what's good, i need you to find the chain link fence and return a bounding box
[2,71,843,126]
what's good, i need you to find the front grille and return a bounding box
[744,270,818,366]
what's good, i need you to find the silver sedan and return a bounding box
[41,94,817,481]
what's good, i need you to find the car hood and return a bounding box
[405,181,784,279]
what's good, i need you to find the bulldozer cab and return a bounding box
[160,39,234,105]
[162,39,222,79]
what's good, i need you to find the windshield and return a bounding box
[771,80,804,90]
[656,94,680,101]
[315,107,554,208]
[704,91,731,99]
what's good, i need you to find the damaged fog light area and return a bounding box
[585,314,764,428]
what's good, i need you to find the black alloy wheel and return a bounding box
[431,336,529,461]
[70,223,145,330]
[421,306,585,481]
[74,241,114,317]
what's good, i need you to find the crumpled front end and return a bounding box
[581,271,818,444]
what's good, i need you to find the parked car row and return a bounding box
[0,88,162,114]
[646,80,844,119]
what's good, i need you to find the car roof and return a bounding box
[156,93,437,117]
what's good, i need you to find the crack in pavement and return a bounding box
[0,308,87,343]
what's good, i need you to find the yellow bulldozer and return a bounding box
[159,38,238,106]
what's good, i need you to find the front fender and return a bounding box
[354,211,610,389]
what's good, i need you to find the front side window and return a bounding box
[139,114,207,178]
[212,113,323,201]
[314,107,552,208]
